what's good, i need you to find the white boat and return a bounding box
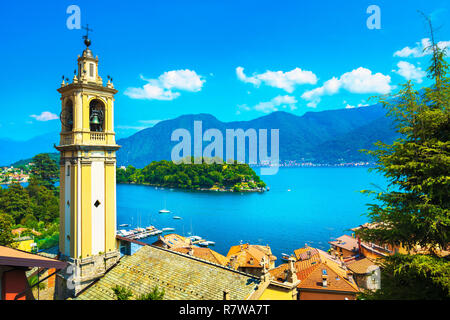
[281,253,290,261]
[188,236,202,241]
[162,227,175,232]
[198,241,208,247]
[198,240,215,247]
[119,224,130,227]
[159,209,171,213]
[173,216,182,219]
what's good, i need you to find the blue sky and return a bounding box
[0,0,448,140]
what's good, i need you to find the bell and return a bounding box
[90,114,100,125]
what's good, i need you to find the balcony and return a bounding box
[90,132,106,144]
[59,132,108,146]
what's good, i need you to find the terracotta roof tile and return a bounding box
[75,245,261,300]
[298,263,358,293]
[328,235,359,252]
[346,258,378,275]
[271,246,359,293]
[172,247,228,266]
[227,244,276,269]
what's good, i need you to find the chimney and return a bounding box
[188,245,194,256]
[249,257,254,265]
[346,270,354,283]
[322,269,328,287]
[286,257,298,283]
[223,290,230,300]
[229,255,237,269]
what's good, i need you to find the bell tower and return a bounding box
[55,33,120,298]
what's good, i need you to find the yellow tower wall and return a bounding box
[81,161,92,258]
[105,161,116,253]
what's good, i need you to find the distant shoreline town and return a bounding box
[252,161,374,168]
[0,165,30,184]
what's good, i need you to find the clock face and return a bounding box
[60,108,73,130]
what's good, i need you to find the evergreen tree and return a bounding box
[30,153,59,189]
[0,183,33,225]
[0,212,15,247]
[358,28,450,299]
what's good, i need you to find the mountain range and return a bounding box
[0,132,58,167]
[116,104,400,168]
[0,104,400,167]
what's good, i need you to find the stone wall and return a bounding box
[54,250,120,299]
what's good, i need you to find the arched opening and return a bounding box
[60,99,74,132]
[89,99,105,132]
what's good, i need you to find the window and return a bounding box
[90,63,94,77]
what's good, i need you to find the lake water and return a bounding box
[117,167,386,264]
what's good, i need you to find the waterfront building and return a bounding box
[328,234,360,261]
[54,34,121,298]
[226,243,277,277]
[152,233,191,249]
[270,246,359,300]
[345,257,381,291]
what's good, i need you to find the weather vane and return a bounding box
[82,24,93,47]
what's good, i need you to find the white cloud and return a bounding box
[30,111,58,121]
[301,67,392,107]
[394,38,450,58]
[139,119,163,126]
[125,69,205,100]
[116,125,148,131]
[236,67,317,93]
[394,61,427,83]
[238,95,298,114]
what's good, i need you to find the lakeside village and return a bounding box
[0,159,369,186]
[0,166,31,184]
[1,34,448,301]
[0,219,402,300]
[0,36,388,299]
[5,215,449,300]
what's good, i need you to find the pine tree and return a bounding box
[358,25,450,299]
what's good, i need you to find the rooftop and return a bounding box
[346,257,378,275]
[152,233,191,249]
[329,235,359,252]
[172,247,228,266]
[227,243,276,269]
[298,263,358,293]
[0,245,66,269]
[270,246,359,294]
[75,245,262,300]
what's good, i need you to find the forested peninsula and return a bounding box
[116,159,266,192]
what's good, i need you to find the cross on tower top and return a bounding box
[82,24,94,47]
